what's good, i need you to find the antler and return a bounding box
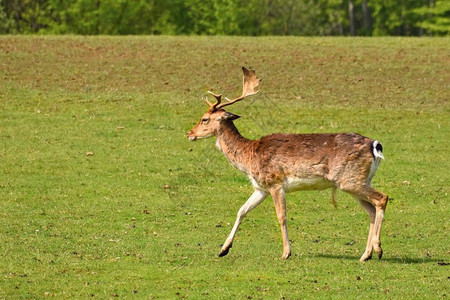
[205,67,261,110]
[217,67,261,109]
[203,91,222,109]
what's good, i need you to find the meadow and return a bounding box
[0,36,449,298]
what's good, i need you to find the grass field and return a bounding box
[0,36,449,298]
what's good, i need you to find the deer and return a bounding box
[186,67,388,262]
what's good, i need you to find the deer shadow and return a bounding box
[315,254,448,265]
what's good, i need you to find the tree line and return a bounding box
[1,0,449,36]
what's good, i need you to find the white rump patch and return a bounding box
[368,140,384,185]
[372,140,384,160]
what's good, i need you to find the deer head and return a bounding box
[187,67,261,141]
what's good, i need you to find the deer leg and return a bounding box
[270,187,291,260]
[352,188,388,261]
[219,189,267,257]
[356,198,376,262]
[372,193,388,259]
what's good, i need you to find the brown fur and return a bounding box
[187,111,388,261]
[186,68,388,261]
[215,120,374,191]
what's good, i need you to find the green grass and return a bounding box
[0,36,449,298]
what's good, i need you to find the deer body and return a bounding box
[187,67,388,261]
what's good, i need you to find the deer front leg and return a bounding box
[270,186,291,260]
[219,189,267,257]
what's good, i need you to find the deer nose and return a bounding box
[186,131,197,141]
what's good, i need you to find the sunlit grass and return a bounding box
[0,36,448,298]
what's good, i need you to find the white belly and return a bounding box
[283,177,332,192]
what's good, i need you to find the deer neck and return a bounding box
[215,121,253,173]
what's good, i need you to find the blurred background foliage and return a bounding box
[0,0,449,36]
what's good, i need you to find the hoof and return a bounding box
[360,253,373,262]
[374,244,383,259]
[281,252,291,260]
[218,244,232,257]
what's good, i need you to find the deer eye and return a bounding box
[201,118,209,124]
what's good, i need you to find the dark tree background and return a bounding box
[0,0,449,35]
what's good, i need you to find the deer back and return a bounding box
[242,132,376,192]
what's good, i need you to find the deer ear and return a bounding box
[223,112,241,121]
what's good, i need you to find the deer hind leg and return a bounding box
[355,198,376,261]
[352,187,388,262]
[270,186,291,260]
[219,189,267,257]
[372,192,388,259]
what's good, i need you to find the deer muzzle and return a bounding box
[186,131,197,141]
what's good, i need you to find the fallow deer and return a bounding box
[187,67,388,261]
